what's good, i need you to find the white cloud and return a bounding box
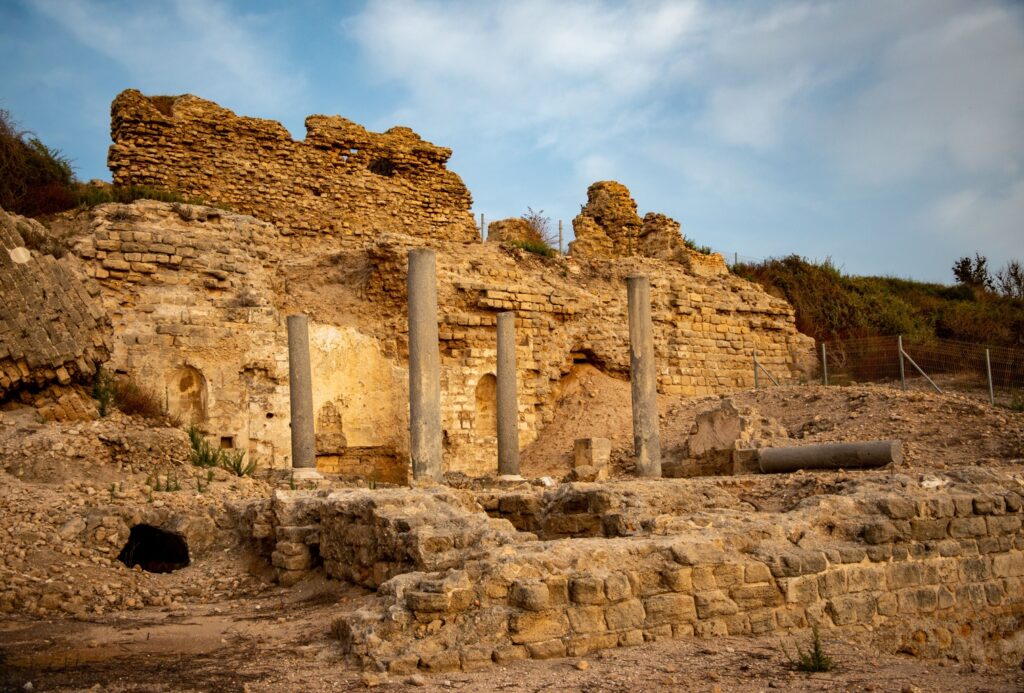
[27,0,305,116]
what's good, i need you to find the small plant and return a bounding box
[288,472,296,490]
[220,448,256,477]
[92,366,115,417]
[783,627,835,673]
[187,424,221,468]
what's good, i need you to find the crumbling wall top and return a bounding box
[108,89,477,242]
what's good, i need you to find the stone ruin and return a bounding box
[0,90,816,480]
[108,89,478,241]
[5,90,1022,682]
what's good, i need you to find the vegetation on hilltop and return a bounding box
[0,108,218,217]
[734,255,1024,347]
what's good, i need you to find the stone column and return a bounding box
[287,314,319,479]
[627,275,662,477]
[496,311,520,476]
[407,249,444,482]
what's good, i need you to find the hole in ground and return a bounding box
[117,524,190,573]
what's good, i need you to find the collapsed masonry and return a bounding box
[0,207,110,420]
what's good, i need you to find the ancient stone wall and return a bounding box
[242,473,1024,672]
[0,207,110,417]
[61,198,813,476]
[108,90,478,242]
[570,181,728,276]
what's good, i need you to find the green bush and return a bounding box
[509,238,557,257]
[186,424,256,476]
[683,236,712,255]
[1,109,75,216]
[220,448,256,477]
[734,255,1024,346]
[784,627,835,673]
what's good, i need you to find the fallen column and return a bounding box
[627,274,662,478]
[287,314,320,479]
[496,311,520,476]
[758,440,901,474]
[407,248,444,482]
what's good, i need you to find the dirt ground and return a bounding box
[2,380,1024,691]
[2,590,1022,692]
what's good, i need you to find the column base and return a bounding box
[291,467,323,481]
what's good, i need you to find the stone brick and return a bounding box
[570,576,607,605]
[509,611,570,644]
[949,517,987,538]
[643,593,697,626]
[605,599,646,630]
[510,580,550,611]
[827,594,876,625]
[910,518,949,541]
[526,639,566,660]
[604,573,633,602]
[816,570,847,598]
[661,567,693,593]
[992,552,1024,578]
[567,606,607,634]
[730,583,783,610]
[694,590,739,619]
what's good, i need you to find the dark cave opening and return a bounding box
[117,524,190,573]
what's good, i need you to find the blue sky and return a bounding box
[1,0,1022,283]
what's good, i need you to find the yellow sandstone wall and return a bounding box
[108,90,479,242]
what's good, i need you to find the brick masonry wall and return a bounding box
[108,89,479,242]
[64,201,814,476]
[326,481,1024,672]
[0,207,110,410]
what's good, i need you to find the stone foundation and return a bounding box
[240,470,1024,671]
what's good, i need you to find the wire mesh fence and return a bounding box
[818,335,1024,407]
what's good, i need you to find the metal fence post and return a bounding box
[734,252,738,267]
[986,348,995,406]
[821,342,828,386]
[558,220,564,255]
[753,352,759,389]
[898,335,906,391]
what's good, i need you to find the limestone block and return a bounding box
[511,580,550,611]
[604,599,646,630]
[573,438,611,470]
[509,611,570,644]
[694,590,739,619]
[567,605,607,634]
[827,594,876,625]
[569,576,607,605]
[643,593,696,626]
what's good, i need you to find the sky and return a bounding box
[1,0,1022,283]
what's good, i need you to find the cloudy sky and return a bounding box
[1,0,1022,282]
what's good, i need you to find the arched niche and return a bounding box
[166,365,207,424]
[474,373,497,438]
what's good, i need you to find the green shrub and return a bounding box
[784,627,835,673]
[734,255,1024,346]
[186,424,256,476]
[187,424,221,468]
[509,238,556,257]
[1,109,76,216]
[220,448,256,477]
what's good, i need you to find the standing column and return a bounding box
[287,314,319,478]
[496,311,520,476]
[408,249,444,482]
[627,275,662,478]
